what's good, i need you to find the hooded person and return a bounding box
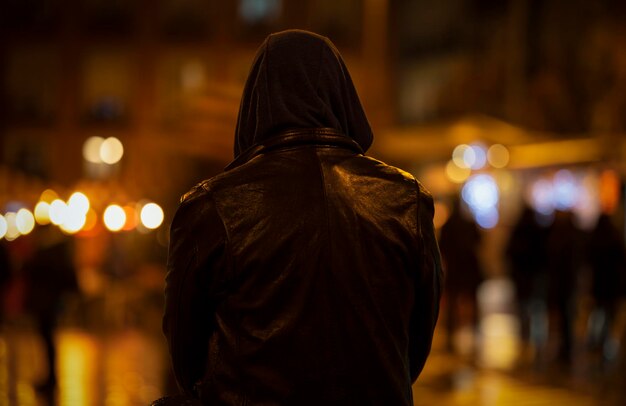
[163,29,442,405]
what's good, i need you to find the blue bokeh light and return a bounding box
[462,174,500,229]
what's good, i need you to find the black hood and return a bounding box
[234,29,373,158]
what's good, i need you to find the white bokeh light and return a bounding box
[140,203,164,230]
[49,199,69,226]
[68,192,90,215]
[462,174,499,212]
[103,204,126,232]
[16,208,35,235]
[4,212,20,240]
[100,137,124,164]
[462,174,500,229]
[61,212,87,234]
[83,136,105,163]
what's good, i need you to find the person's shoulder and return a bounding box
[179,168,239,203]
[360,155,417,183]
[172,179,222,229]
[180,180,212,205]
[358,155,437,201]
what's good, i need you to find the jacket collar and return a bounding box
[225,128,364,171]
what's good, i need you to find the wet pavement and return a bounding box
[0,294,626,406]
[0,326,167,406]
[1,321,624,406]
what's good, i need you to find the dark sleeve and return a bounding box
[409,185,443,382]
[163,191,228,396]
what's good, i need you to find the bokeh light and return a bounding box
[530,178,554,215]
[40,189,59,203]
[4,212,20,241]
[49,199,69,226]
[445,160,471,184]
[15,208,35,235]
[452,144,474,169]
[123,205,138,231]
[462,174,500,229]
[103,205,126,232]
[462,174,499,211]
[553,169,578,210]
[528,170,586,223]
[468,143,487,170]
[140,203,164,230]
[487,144,510,168]
[60,212,87,234]
[100,137,124,165]
[68,192,90,215]
[83,136,104,163]
[474,208,499,229]
[34,201,51,225]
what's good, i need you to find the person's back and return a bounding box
[164,30,442,406]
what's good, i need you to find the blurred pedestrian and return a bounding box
[587,213,626,361]
[438,197,482,354]
[23,225,79,394]
[162,29,442,405]
[506,204,549,354]
[545,210,582,365]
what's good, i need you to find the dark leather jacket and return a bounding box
[164,128,442,405]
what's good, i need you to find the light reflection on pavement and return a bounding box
[0,326,167,406]
[0,325,624,405]
[413,326,626,406]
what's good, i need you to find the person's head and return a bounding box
[234,29,373,157]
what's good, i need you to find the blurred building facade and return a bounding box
[1,0,625,248]
[0,0,385,214]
